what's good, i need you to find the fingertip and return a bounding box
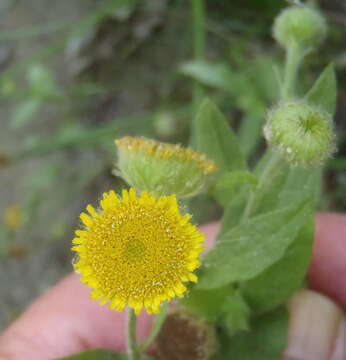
[308,213,346,309]
[0,274,152,359]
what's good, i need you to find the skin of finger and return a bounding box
[308,213,346,309]
[0,274,150,360]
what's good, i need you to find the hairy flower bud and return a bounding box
[264,101,336,166]
[273,6,327,49]
[115,136,217,198]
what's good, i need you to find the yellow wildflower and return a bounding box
[3,205,22,231]
[72,188,204,314]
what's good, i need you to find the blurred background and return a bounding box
[0,0,345,330]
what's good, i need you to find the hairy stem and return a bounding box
[241,151,282,222]
[281,41,302,100]
[190,0,206,145]
[127,308,141,360]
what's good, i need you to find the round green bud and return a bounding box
[264,101,336,166]
[273,6,327,49]
[115,136,217,198]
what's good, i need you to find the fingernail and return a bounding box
[284,289,343,360]
[330,318,346,360]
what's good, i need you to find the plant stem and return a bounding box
[241,151,282,222]
[241,39,303,222]
[281,41,302,101]
[190,0,206,145]
[127,308,141,360]
[191,0,206,107]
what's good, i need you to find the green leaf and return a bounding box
[276,167,321,209]
[252,150,290,215]
[222,307,288,360]
[181,286,250,337]
[57,349,128,360]
[11,99,42,129]
[194,99,246,173]
[181,286,233,322]
[57,349,154,360]
[241,215,314,314]
[253,151,321,215]
[197,199,311,290]
[180,61,233,92]
[27,64,61,99]
[222,292,251,337]
[211,170,257,207]
[305,63,337,115]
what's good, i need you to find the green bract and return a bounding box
[264,101,335,166]
[115,136,216,198]
[273,6,327,49]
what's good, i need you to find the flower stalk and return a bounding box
[281,41,302,100]
[127,308,141,360]
[241,26,303,221]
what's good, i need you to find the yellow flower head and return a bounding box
[3,204,23,231]
[72,188,204,314]
[115,137,216,198]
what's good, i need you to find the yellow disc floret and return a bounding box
[72,188,204,314]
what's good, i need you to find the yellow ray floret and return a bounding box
[72,188,204,314]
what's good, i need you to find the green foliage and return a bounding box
[241,216,314,314]
[253,152,321,215]
[211,170,257,207]
[305,63,337,115]
[222,307,288,360]
[222,292,251,337]
[11,99,42,129]
[181,55,279,157]
[182,286,251,337]
[57,349,154,360]
[27,64,61,99]
[197,198,312,290]
[180,61,233,92]
[194,99,246,173]
[181,286,232,322]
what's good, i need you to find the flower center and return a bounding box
[123,238,147,262]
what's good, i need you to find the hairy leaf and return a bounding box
[241,215,314,313]
[197,199,311,290]
[222,307,288,360]
[305,63,337,115]
[211,170,257,207]
[194,99,246,173]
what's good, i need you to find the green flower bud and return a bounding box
[155,308,218,360]
[273,5,327,49]
[115,136,217,198]
[264,101,336,166]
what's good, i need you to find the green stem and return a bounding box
[241,151,282,222]
[127,308,141,360]
[191,0,206,105]
[190,0,206,145]
[281,41,302,101]
[241,40,304,221]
